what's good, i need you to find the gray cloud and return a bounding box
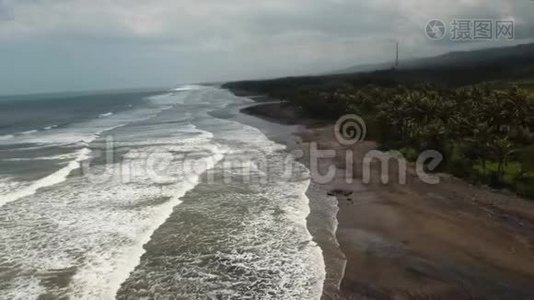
[0,0,14,21]
[0,0,533,94]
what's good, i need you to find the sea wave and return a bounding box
[21,130,38,135]
[0,88,325,299]
[98,147,226,300]
[114,93,325,299]
[0,147,91,208]
[2,153,79,162]
[0,92,185,208]
[0,134,14,141]
[172,85,204,92]
[98,112,114,118]
[0,117,221,299]
[43,125,59,130]
[0,128,45,141]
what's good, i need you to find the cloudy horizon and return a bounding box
[0,0,533,95]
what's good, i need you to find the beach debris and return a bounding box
[327,189,353,197]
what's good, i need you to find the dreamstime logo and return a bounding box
[426,19,447,40]
[335,114,367,145]
[308,114,444,185]
[79,115,444,187]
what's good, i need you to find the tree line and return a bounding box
[277,83,534,198]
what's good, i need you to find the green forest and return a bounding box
[225,73,534,198]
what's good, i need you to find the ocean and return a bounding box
[0,86,325,299]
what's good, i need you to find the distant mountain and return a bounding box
[224,43,534,93]
[333,43,534,78]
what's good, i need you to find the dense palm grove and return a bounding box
[223,45,534,196]
[282,83,534,197]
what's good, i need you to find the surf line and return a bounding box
[0,148,92,208]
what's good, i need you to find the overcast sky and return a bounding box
[0,0,533,95]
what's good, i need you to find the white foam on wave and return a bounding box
[296,174,327,299]
[0,134,14,141]
[212,103,325,298]
[0,92,185,147]
[0,147,91,208]
[148,93,188,107]
[0,121,224,299]
[21,130,38,135]
[0,122,129,207]
[2,153,78,162]
[255,147,325,299]
[0,91,190,209]
[172,85,203,92]
[131,100,326,298]
[66,127,225,299]
[0,124,57,141]
[0,177,32,196]
[0,143,64,152]
[103,151,225,300]
[0,126,52,140]
[0,88,325,299]
[44,125,59,130]
[109,116,326,299]
[98,112,113,118]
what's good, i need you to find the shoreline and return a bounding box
[237,99,534,299]
[232,101,346,299]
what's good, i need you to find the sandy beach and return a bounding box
[240,101,534,300]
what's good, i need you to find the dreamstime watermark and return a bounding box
[79,115,444,187]
[308,115,443,185]
[334,114,367,145]
[425,19,514,41]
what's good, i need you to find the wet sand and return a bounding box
[240,101,534,300]
[234,103,346,299]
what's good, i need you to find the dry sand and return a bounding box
[241,102,534,300]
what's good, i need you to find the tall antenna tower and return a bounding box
[394,42,399,70]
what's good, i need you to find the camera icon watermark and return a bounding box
[425,19,447,40]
